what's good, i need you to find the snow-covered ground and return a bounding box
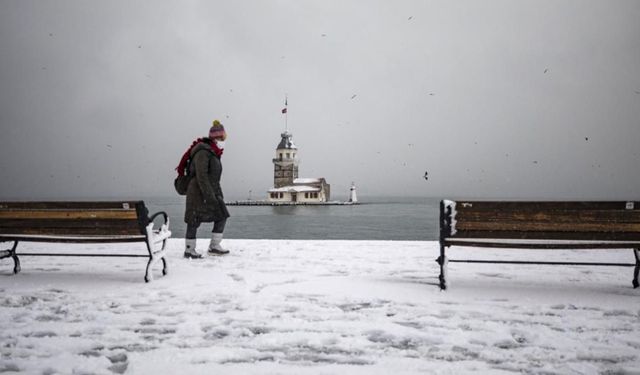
[1,239,639,374]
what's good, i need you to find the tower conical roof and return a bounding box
[276,131,297,150]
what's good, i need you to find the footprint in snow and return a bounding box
[108,352,128,374]
[477,272,511,279]
[108,343,157,353]
[46,288,66,294]
[35,314,62,322]
[451,346,481,360]
[79,350,102,357]
[203,329,230,341]
[493,339,520,350]
[510,329,533,345]
[133,327,176,335]
[395,321,423,329]
[603,309,636,317]
[108,353,128,363]
[79,344,105,357]
[139,318,156,326]
[24,331,57,338]
[228,273,244,282]
[3,295,39,307]
[0,363,20,372]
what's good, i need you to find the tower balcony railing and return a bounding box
[272,158,299,163]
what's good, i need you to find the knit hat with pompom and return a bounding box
[209,120,226,140]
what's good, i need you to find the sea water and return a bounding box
[147,196,440,241]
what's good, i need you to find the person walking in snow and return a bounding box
[180,120,231,258]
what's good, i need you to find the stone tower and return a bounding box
[273,131,299,188]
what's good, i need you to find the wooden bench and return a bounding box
[437,200,640,290]
[0,201,171,282]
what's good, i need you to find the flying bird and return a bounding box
[423,171,428,180]
[585,137,589,141]
[544,68,549,73]
[351,94,357,99]
[408,16,413,20]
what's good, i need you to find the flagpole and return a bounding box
[285,95,288,132]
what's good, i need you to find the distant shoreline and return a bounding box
[225,200,361,206]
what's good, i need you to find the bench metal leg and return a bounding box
[143,222,170,283]
[436,244,448,290]
[144,241,162,283]
[144,257,154,283]
[161,239,168,276]
[144,232,157,283]
[633,248,639,289]
[0,241,20,274]
[162,256,168,276]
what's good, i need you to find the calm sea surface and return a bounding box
[147,196,440,241]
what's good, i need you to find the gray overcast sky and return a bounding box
[1,0,639,200]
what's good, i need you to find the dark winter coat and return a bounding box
[184,141,230,226]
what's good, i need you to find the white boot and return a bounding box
[184,239,203,259]
[207,233,229,255]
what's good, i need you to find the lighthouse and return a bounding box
[349,182,358,203]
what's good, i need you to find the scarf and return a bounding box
[175,138,223,176]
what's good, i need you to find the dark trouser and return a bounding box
[186,218,227,239]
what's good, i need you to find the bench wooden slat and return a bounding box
[0,201,142,210]
[443,240,640,250]
[1,227,144,236]
[0,235,146,243]
[456,221,640,233]
[450,230,640,242]
[453,201,638,212]
[0,219,141,230]
[457,210,640,224]
[0,209,139,220]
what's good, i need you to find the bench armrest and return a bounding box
[149,211,169,225]
[146,211,171,245]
